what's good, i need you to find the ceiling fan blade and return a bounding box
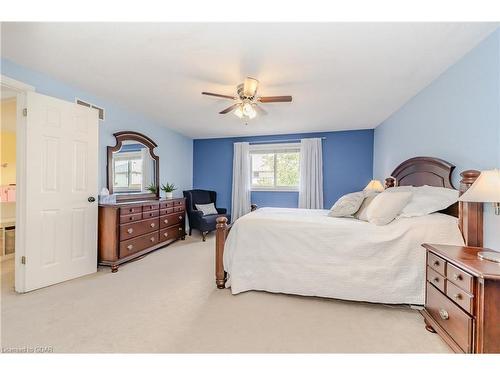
[254,104,268,116]
[219,103,240,114]
[243,77,259,97]
[202,92,236,100]
[258,96,293,103]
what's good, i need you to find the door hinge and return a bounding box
[23,108,27,117]
[21,256,26,264]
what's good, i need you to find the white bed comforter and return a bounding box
[223,207,464,304]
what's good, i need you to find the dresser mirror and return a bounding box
[107,131,159,200]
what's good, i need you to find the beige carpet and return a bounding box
[0,233,451,353]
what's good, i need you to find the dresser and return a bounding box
[421,244,500,353]
[98,198,186,272]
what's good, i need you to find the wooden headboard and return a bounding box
[384,157,483,247]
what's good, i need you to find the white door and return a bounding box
[20,91,98,292]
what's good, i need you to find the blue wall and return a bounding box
[1,59,193,197]
[373,29,500,249]
[193,130,374,213]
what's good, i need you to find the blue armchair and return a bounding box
[183,189,231,241]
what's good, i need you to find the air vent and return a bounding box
[76,99,105,120]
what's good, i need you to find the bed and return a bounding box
[214,157,483,305]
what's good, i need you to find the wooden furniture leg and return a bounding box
[215,217,229,289]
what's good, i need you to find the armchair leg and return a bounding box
[189,228,192,236]
[202,231,208,241]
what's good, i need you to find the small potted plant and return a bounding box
[146,184,158,195]
[161,182,176,199]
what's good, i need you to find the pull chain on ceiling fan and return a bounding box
[202,77,292,124]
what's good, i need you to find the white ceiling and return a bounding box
[1,22,498,138]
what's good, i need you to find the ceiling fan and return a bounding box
[202,77,292,123]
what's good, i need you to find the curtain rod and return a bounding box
[249,137,326,145]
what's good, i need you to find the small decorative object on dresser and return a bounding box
[421,243,500,353]
[98,198,186,272]
[161,182,176,200]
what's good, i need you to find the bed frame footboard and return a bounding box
[215,216,230,289]
[215,204,258,289]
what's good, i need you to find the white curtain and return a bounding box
[299,138,324,209]
[231,142,251,221]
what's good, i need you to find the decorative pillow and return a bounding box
[400,185,459,217]
[328,192,365,217]
[195,203,218,216]
[354,193,379,221]
[366,191,413,225]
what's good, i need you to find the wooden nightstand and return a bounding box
[421,244,500,353]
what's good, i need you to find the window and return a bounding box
[250,143,300,191]
[113,151,143,192]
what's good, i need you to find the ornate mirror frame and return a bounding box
[107,131,160,201]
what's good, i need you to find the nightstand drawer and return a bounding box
[446,281,474,315]
[446,263,473,294]
[427,266,446,293]
[427,252,446,275]
[426,282,473,353]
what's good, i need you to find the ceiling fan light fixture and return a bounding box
[243,77,259,98]
[234,106,244,119]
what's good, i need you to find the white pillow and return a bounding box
[195,203,218,216]
[400,185,458,217]
[366,191,412,225]
[328,192,365,217]
[354,193,379,221]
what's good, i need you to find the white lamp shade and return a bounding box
[364,180,385,192]
[459,169,500,203]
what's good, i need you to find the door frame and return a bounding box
[1,75,35,293]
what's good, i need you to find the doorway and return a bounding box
[1,86,18,291]
[1,75,99,293]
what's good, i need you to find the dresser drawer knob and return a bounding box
[127,228,133,234]
[164,232,168,238]
[164,219,169,224]
[150,237,155,242]
[453,274,462,281]
[179,216,183,220]
[453,293,462,300]
[433,260,440,266]
[127,244,133,250]
[439,309,449,320]
[433,277,439,283]
[178,227,182,231]
[150,223,155,228]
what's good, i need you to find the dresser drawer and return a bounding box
[173,199,184,206]
[427,266,446,293]
[160,212,185,229]
[427,252,446,276]
[160,201,175,209]
[446,281,474,315]
[174,206,185,213]
[120,204,142,216]
[119,213,143,223]
[142,210,159,219]
[120,231,159,258]
[142,202,159,212]
[159,224,184,242]
[446,263,473,294]
[160,207,175,216]
[120,218,159,241]
[426,282,473,353]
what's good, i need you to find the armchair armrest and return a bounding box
[216,208,227,214]
[192,210,205,218]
